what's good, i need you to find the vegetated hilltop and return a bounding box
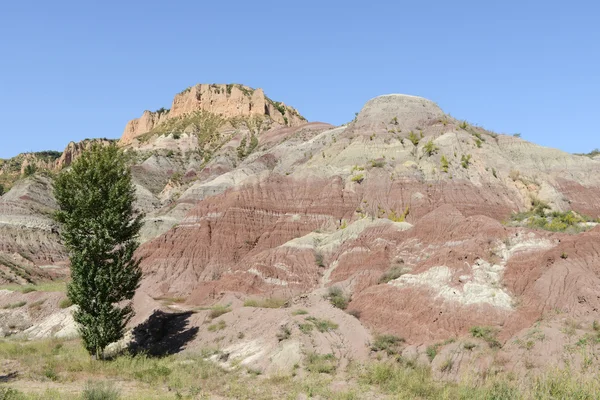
[2,84,600,397]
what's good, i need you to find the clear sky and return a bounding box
[1,1,598,158]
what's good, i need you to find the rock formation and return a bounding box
[120,84,306,145]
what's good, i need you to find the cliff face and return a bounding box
[120,84,306,145]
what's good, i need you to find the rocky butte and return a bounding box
[1,83,600,388]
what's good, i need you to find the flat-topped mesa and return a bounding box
[120,83,307,145]
[352,94,446,132]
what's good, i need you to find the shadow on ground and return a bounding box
[129,310,199,356]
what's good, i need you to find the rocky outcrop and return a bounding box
[120,84,307,145]
[55,138,114,169]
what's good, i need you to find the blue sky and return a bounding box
[1,1,598,158]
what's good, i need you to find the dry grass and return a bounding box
[1,338,600,399]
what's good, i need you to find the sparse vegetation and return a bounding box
[305,317,338,332]
[459,121,468,129]
[59,298,73,309]
[510,203,594,233]
[243,298,286,309]
[351,174,364,183]
[207,320,227,332]
[408,131,420,146]
[208,304,231,319]
[276,325,291,341]
[470,326,501,348]
[305,352,337,374]
[440,155,450,173]
[292,309,308,315]
[326,286,349,310]
[461,154,472,169]
[370,159,385,168]
[423,140,439,156]
[2,301,26,309]
[81,381,120,400]
[379,266,406,283]
[371,334,405,355]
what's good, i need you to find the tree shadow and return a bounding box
[129,310,199,357]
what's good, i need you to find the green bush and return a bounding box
[243,298,286,308]
[440,155,450,173]
[351,174,364,183]
[207,320,227,332]
[408,131,420,146]
[470,326,501,348]
[208,304,231,319]
[461,154,472,169]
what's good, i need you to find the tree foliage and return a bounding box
[53,144,142,358]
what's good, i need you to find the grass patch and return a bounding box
[208,304,231,320]
[379,266,406,284]
[370,334,405,355]
[82,381,120,400]
[59,298,73,309]
[243,298,286,309]
[0,281,67,293]
[298,323,314,334]
[305,353,337,374]
[2,301,26,309]
[292,309,308,315]
[470,326,501,348]
[207,320,227,332]
[305,317,338,333]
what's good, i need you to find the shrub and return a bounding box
[425,345,439,361]
[371,334,405,355]
[440,357,454,372]
[172,132,181,140]
[351,174,364,184]
[81,381,120,400]
[23,164,37,177]
[0,387,24,399]
[423,140,439,156]
[21,287,36,294]
[475,139,482,148]
[327,286,349,310]
[315,252,325,267]
[459,121,468,129]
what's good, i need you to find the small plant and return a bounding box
[277,325,291,341]
[298,322,314,334]
[426,344,439,361]
[315,252,325,267]
[351,174,364,184]
[408,131,420,146]
[208,320,227,332]
[292,309,308,315]
[390,116,399,125]
[470,326,501,348]
[340,220,348,229]
[371,334,405,355]
[459,121,468,129]
[23,164,37,177]
[423,140,439,156]
[440,357,454,372]
[440,155,450,173]
[172,132,181,140]
[327,286,349,310]
[209,304,231,319]
[82,381,121,400]
[461,154,472,169]
[560,252,568,259]
[370,159,385,168]
[475,139,483,148]
[463,342,477,351]
[513,133,522,138]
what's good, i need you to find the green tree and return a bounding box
[53,144,142,359]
